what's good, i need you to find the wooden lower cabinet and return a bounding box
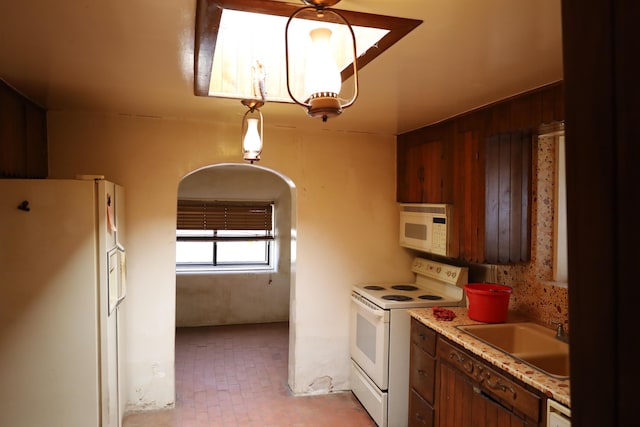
[409,318,437,427]
[409,389,435,427]
[438,360,527,427]
[409,320,546,427]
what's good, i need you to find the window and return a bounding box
[539,122,567,282]
[554,132,568,282]
[176,200,274,270]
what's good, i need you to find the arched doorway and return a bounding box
[175,163,297,386]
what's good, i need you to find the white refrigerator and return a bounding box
[0,178,126,427]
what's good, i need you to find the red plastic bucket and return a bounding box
[464,283,512,323]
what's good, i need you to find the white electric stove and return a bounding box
[350,257,468,427]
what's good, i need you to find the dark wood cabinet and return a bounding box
[397,136,451,204]
[451,130,484,262]
[397,82,563,263]
[409,318,437,427]
[0,80,47,178]
[436,338,542,426]
[439,361,528,427]
[409,389,435,427]
[484,130,532,263]
[397,138,427,203]
[409,320,546,427]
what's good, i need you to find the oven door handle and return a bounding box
[351,294,387,320]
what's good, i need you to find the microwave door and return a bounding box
[400,213,433,251]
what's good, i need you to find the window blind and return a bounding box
[177,200,273,231]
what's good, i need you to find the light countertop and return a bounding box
[409,307,571,407]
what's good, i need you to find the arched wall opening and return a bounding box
[176,163,297,385]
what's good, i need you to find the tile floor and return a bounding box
[123,322,376,427]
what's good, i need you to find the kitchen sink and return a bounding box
[457,322,570,378]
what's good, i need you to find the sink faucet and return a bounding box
[551,321,569,343]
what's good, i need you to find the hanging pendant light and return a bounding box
[285,0,359,122]
[241,99,264,164]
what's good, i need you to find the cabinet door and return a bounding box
[409,389,434,427]
[438,361,527,427]
[420,139,445,203]
[0,82,26,177]
[411,318,437,356]
[397,136,451,203]
[24,101,48,177]
[397,140,426,202]
[484,130,532,263]
[452,130,484,262]
[410,344,436,403]
[0,81,48,178]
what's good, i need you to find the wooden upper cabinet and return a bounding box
[397,137,425,203]
[397,128,453,204]
[452,130,484,262]
[421,140,444,202]
[396,82,563,264]
[0,81,48,178]
[484,130,532,264]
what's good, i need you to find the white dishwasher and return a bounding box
[547,399,571,427]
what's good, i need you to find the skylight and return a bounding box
[210,9,388,103]
[194,0,422,103]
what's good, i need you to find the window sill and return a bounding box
[176,265,274,275]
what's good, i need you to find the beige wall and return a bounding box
[46,111,414,410]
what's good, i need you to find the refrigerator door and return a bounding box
[114,183,126,425]
[105,183,126,314]
[0,179,101,426]
[96,179,124,427]
[0,178,124,427]
[115,183,126,303]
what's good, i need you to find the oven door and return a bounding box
[350,292,390,390]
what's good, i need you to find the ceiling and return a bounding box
[0,0,563,136]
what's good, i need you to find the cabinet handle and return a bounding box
[472,363,485,382]
[415,413,428,425]
[418,369,429,378]
[449,351,474,374]
[418,332,429,342]
[484,373,517,399]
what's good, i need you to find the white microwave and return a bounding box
[399,203,453,256]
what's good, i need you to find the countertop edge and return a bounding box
[409,307,571,408]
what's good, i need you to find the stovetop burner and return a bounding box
[382,295,413,301]
[419,294,443,300]
[352,257,468,309]
[391,285,419,291]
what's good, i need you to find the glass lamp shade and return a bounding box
[305,27,342,118]
[305,28,342,97]
[284,4,359,121]
[242,117,262,162]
